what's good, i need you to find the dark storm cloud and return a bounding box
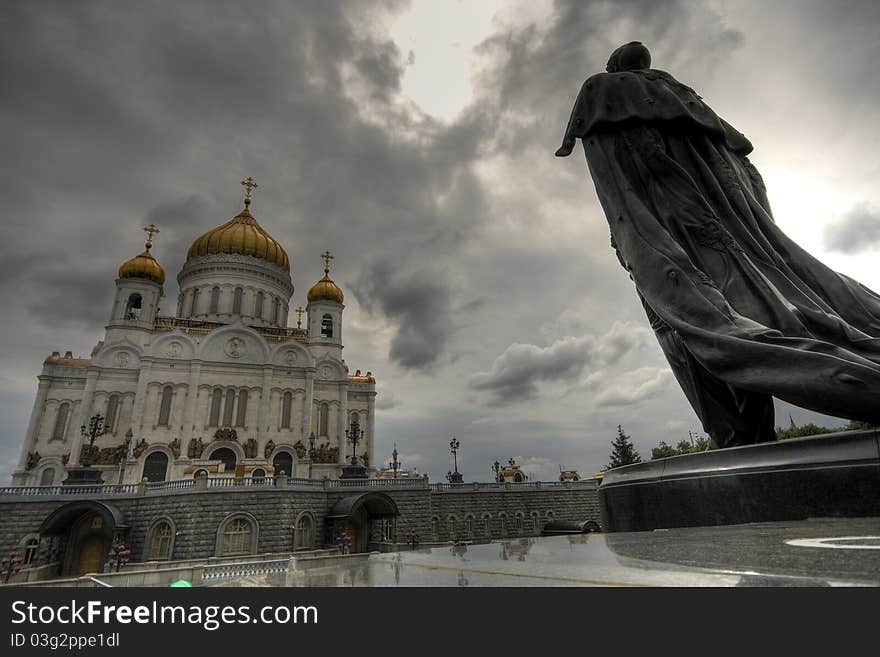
[350,261,454,369]
[824,202,880,254]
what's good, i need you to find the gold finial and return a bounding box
[295,306,305,329]
[240,176,258,207]
[143,223,160,250]
[321,250,334,275]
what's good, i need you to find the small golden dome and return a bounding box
[186,201,289,271]
[119,246,165,284]
[307,251,344,303]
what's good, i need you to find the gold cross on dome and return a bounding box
[143,223,160,249]
[240,176,258,204]
[321,250,334,274]
[295,306,305,329]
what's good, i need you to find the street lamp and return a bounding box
[447,436,462,483]
[80,414,105,467]
[492,460,501,482]
[390,443,400,479]
[345,417,364,466]
[308,432,316,479]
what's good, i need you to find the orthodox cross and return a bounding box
[321,250,334,274]
[143,223,159,249]
[240,176,258,205]
[295,306,305,329]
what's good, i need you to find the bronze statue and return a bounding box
[558,42,880,448]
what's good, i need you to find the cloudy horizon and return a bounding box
[2,0,879,484]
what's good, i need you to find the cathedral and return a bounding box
[11,178,377,487]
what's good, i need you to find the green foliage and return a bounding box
[776,418,876,440]
[650,431,709,459]
[607,425,642,469]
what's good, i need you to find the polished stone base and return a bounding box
[62,467,105,486]
[599,429,880,532]
[339,463,368,479]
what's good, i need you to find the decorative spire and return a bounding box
[295,306,305,329]
[240,176,258,207]
[143,223,159,251]
[321,250,334,275]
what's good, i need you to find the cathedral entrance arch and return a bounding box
[38,501,126,576]
[210,447,237,474]
[326,493,398,554]
[272,451,293,477]
[142,451,169,482]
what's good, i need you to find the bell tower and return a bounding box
[109,224,165,329]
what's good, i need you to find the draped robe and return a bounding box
[557,68,880,447]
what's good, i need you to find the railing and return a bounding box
[145,479,194,492]
[0,483,140,497]
[429,480,598,492]
[202,558,291,582]
[153,316,308,343]
[324,477,427,489]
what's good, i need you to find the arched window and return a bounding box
[382,519,395,543]
[272,451,293,477]
[22,538,39,566]
[211,448,237,473]
[272,297,280,325]
[190,288,200,315]
[546,510,555,521]
[515,513,524,531]
[148,521,173,560]
[295,514,314,550]
[209,388,222,427]
[254,291,264,319]
[482,514,491,536]
[223,389,235,426]
[235,389,248,427]
[513,471,524,483]
[219,516,256,555]
[466,515,475,538]
[232,287,243,314]
[157,386,173,427]
[209,286,220,313]
[39,468,56,486]
[105,394,120,434]
[52,403,70,441]
[281,391,292,429]
[125,293,142,320]
[143,452,169,482]
[318,402,329,436]
[321,314,333,338]
[193,468,208,479]
[251,468,266,479]
[530,512,539,530]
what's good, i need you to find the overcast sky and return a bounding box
[2,0,879,484]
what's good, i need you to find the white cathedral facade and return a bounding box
[12,179,377,486]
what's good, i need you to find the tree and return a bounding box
[606,425,642,469]
[650,431,710,459]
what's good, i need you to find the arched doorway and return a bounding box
[38,501,125,576]
[272,451,293,477]
[327,493,399,553]
[211,448,237,474]
[142,452,169,482]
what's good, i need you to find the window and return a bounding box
[148,522,173,560]
[530,513,539,530]
[209,286,220,313]
[52,403,70,442]
[382,519,395,543]
[448,516,456,539]
[272,297,280,325]
[251,468,266,479]
[176,294,184,316]
[223,389,235,426]
[157,386,173,427]
[23,538,39,566]
[190,288,200,315]
[254,291,264,319]
[105,394,120,434]
[220,516,255,555]
[482,515,491,536]
[39,468,55,486]
[193,468,208,478]
[209,389,222,427]
[235,389,248,427]
[500,514,508,535]
[143,452,169,482]
[272,451,292,477]
[466,516,475,538]
[515,513,524,531]
[281,391,292,429]
[295,514,314,550]
[125,293,142,320]
[321,314,333,338]
[318,402,329,436]
[232,287,243,314]
[212,448,237,473]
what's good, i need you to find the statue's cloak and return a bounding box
[558,69,880,443]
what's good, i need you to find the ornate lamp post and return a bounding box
[116,427,133,486]
[446,436,463,484]
[340,417,368,479]
[308,431,316,479]
[80,413,105,467]
[108,540,131,572]
[390,443,400,478]
[492,460,501,483]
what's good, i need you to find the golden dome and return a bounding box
[307,274,344,304]
[119,246,165,284]
[186,200,289,271]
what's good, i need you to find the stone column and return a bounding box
[337,382,348,466]
[258,366,273,439]
[68,368,99,467]
[130,361,153,441]
[302,372,314,440]
[180,361,202,445]
[367,394,376,470]
[16,376,51,471]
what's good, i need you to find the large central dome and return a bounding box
[186,201,289,271]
